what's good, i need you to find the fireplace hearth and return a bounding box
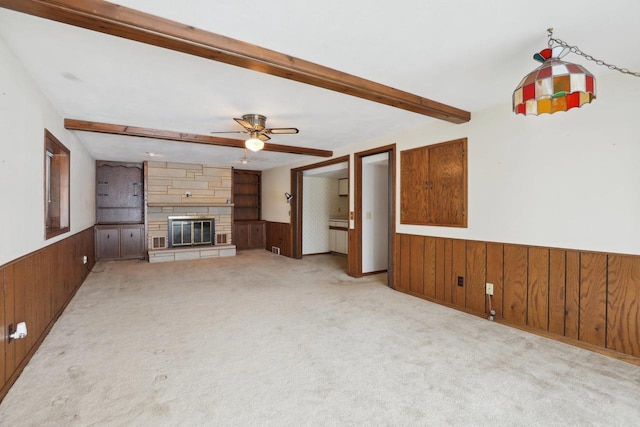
[168,216,215,248]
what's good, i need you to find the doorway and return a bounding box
[361,153,389,274]
[290,156,350,269]
[354,145,396,287]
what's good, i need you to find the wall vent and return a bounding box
[271,246,280,255]
[152,236,166,249]
[217,234,227,244]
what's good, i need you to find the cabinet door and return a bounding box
[336,230,348,254]
[428,139,466,227]
[96,227,120,260]
[400,147,429,224]
[328,229,337,252]
[234,223,249,249]
[120,226,144,259]
[249,222,265,248]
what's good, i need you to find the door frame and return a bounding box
[353,144,396,287]
[290,155,350,260]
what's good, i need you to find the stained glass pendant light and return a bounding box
[513,30,596,115]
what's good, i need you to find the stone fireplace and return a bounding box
[145,162,236,263]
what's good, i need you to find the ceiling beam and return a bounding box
[1,0,471,124]
[64,119,334,157]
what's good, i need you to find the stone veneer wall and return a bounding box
[146,162,233,250]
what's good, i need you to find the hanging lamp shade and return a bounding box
[245,131,264,152]
[513,46,596,115]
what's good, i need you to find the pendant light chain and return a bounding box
[547,28,640,77]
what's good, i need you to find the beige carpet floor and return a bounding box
[1,250,639,426]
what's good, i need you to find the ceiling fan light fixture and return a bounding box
[245,132,264,152]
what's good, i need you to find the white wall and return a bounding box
[302,177,347,255]
[263,71,640,256]
[0,37,96,265]
[362,155,389,273]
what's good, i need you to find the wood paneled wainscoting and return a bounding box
[0,227,95,402]
[265,221,292,257]
[394,234,640,364]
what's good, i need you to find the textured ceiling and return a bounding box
[1,1,638,170]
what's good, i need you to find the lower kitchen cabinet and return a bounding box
[234,220,265,250]
[96,224,144,260]
[329,220,348,254]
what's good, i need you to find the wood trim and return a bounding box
[1,0,470,124]
[353,144,396,283]
[290,155,351,173]
[394,233,640,364]
[44,129,70,239]
[290,156,350,260]
[65,119,333,157]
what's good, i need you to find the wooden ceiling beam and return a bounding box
[1,0,471,124]
[64,119,334,157]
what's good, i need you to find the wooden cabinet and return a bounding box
[234,221,265,250]
[96,226,120,260]
[400,138,467,227]
[95,161,145,260]
[233,169,261,221]
[96,225,144,260]
[329,220,348,254]
[233,169,264,250]
[338,178,349,196]
[96,161,143,224]
[120,226,144,258]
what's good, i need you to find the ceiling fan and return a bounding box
[235,149,268,165]
[211,114,299,152]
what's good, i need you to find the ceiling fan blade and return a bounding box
[258,133,271,141]
[210,130,247,134]
[234,117,255,131]
[265,127,299,134]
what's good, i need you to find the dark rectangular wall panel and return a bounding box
[399,234,411,293]
[435,238,446,301]
[265,221,292,257]
[3,266,15,379]
[527,247,549,331]
[503,245,528,325]
[452,240,466,307]
[12,258,30,367]
[579,252,607,347]
[548,249,566,336]
[423,237,436,298]
[410,235,425,295]
[607,255,640,357]
[565,251,580,340]
[466,241,486,313]
[0,270,6,386]
[486,243,504,317]
[443,239,453,303]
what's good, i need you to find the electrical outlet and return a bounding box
[485,282,494,296]
[83,255,88,264]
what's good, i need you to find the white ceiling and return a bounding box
[1,1,638,170]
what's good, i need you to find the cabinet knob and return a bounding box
[131,233,133,238]
[107,234,110,239]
